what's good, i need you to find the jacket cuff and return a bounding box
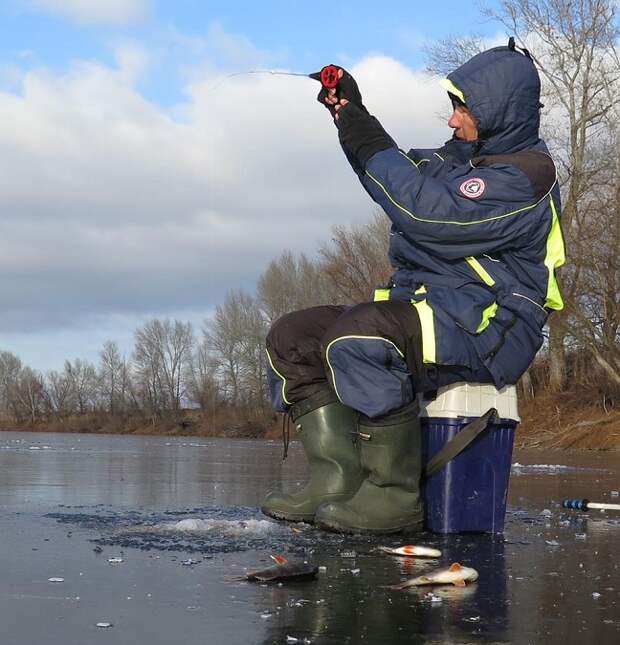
[336,103,396,169]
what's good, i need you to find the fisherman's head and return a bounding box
[440,38,542,155]
[447,95,478,142]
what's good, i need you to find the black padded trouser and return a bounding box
[265,301,425,419]
[266,301,495,419]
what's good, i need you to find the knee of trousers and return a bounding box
[266,305,347,359]
[321,302,418,419]
[266,305,348,412]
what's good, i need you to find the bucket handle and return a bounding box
[423,407,498,480]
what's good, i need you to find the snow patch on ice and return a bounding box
[159,518,280,535]
[511,463,607,475]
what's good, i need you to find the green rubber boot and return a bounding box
[261,396,364,523]
[314,403,423,534]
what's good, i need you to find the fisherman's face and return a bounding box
[448,104,478,141]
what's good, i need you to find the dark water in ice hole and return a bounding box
[0,431,618,645]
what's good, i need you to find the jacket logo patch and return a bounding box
[460,177,486,199]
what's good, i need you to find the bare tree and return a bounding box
[205,290,268,405]
[257,251,328,323]
[12,367,45,425]
[0,350,22,419]
[424,35,487,76]
[99,341,126,415]
[239,296,269,407]
[134,319,194,416]
[187,339,221,412]
[564,123,620,386]
[319,211,392,303]
[64,358,98,415]
[45,370,73,418]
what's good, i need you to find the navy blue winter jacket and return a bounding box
[339,45,565,389]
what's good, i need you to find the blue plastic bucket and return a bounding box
[421,416,517,534]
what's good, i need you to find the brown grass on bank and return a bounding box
[2,390,619,450]
[517,391,620,450]
[0,405,280,440]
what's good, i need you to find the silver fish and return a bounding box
[377,545,442,558]
[387,562,478,589]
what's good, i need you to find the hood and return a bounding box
[443,45,542,155]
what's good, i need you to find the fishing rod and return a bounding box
[562,498,620,512]
[207,65,340,93]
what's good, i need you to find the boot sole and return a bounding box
[261,506,315,523]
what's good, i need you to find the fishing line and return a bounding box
[204,65,339,94]
[205,70,314,94]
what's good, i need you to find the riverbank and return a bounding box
[1,392,619,450]
[516,393,620,450]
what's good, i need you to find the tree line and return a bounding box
[0,0,618,432]
[0,214,392,429]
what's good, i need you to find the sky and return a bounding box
[0,0,505,370]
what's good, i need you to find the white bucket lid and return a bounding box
[419,382,520,422]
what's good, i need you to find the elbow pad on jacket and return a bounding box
[336,103,396,170]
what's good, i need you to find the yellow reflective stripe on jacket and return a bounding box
[544,197,565,310]
[325,335,406,402]
[465,257,495,286]
[415,285,427,295]
[365,171,544,226]
[265,348,292,406]
[373,288,391,302]
[411,300,436,364]
[439,78,466,104]
[476,302,498,333]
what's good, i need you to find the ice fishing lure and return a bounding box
[562,498,620,512]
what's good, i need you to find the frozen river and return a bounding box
[0,431,618,644]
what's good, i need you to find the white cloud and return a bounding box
[27,0,148,25]
[0,47,451,365]
[112,41,150,84]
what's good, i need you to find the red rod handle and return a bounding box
[320,65,340,89]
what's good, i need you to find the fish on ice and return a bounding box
[377,545,442,558]
[387,562,478,589]
[227,554,319,583]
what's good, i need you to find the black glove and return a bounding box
[336,103,396,170]
[311,65,367,116]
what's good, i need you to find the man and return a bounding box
[262,39,565,534]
